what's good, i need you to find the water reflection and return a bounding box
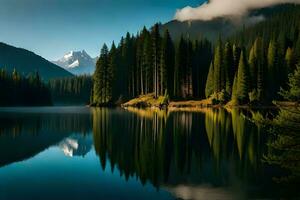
[59,135,93,157]
[93,109,263,186]
[0,110,92,167]
[0,107,296,199]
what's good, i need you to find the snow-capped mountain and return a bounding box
[53,50,96,75]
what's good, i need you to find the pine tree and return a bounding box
[109,42,117,101]
[233,44,241,73]
[160,29,174,97]
[249,42,257,90]
[205,62,214,98]
[231,73,238,101]
[267,39,279,100]
[285,47,296,74]
[280,63,300,102]
[174,36,187,98]
[93,44,111,105]
[213,38,223,93]
[151,23,161,98]
[224,42,234,95]
[142,30,153,94]
[236,51,250,103]
[295,33,300,63]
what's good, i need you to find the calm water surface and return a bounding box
[0,107,297,200]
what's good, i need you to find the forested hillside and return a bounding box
[160,4,297,42]
[0,42,73,81]
[92,4,300,107]
[208,4,300,105]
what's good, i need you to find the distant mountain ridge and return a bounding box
[160,4,299,41]
[0,42,73,81]
[53,50,96,75]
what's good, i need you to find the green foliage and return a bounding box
[249,89,259,104]
[211,90,230,104]
[262,61,300,182]
[160,90,169,106]
[264,106,300,182]
[279,63,300,102]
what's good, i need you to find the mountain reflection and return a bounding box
[0,111,92,167]
[59,134,93,157]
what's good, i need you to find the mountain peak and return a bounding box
[53,50,96,75]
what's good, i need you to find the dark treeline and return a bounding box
[92,25,212,106]
[92,5,300,106]
[48,75,92,104]
[0,69,52,106]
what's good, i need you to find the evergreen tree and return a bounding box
[93,44,111,105]
[151,23,161,98]
[285,47,296,73]
[213,38,224,93]
[205,62,214,98]
[231,73,238,101]
[224,42,234,95]
[109,42,117,101]
[280,63,300,102]
[174,36,187,98]
[160,29,175,97]
[233,44,241,73]
[267,39,279,100]
[236,51,250,103]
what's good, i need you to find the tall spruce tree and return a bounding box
[285,47,296,74]
[224,42,234,95]
[151,23,161,98]
[109,42,117,101]
[267,39,279,100]
[213,38,223,93]
[174,36,187,98]
[236,51,250,103]
[160,29,175,97]
[93,44,111,105]
[205,62,214,98]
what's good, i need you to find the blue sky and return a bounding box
[0,0,203,60]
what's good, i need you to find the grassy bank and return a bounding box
[121,93,218,109]
[121,93,298,110]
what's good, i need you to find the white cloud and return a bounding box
[174,0,300,21]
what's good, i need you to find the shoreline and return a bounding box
[120,94,299,111]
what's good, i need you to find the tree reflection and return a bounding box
[92,108,267,191]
